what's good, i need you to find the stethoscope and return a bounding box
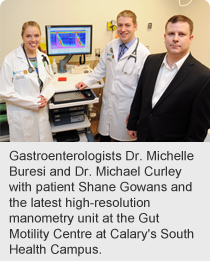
[41,55,53,76]
[22,45,35,73]
[122,38,139,75]
[22,44,53,76]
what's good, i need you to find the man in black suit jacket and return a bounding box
[127,15,210,142]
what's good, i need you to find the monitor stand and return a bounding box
[59,54,73,73]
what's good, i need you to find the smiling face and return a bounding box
[164,21,193,60]
[22,26,41,57]
[117,16,137,44]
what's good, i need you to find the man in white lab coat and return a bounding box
[76,10,150,141]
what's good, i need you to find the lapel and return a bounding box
[152,53,195,111]
[36,49,43,68]
[144,54,165,110]
[37,50,47,83]
[112,39,121,63]
[17,44,28,66]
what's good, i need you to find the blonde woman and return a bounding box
[0,21,55,142]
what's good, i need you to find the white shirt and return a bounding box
[152,52,190,108]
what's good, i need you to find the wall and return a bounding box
[0,0,178,65]
[1,0,210,68]
[178,0,210,67]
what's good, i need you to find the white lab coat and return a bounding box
[0,45,55,142]
[83,38,150,141]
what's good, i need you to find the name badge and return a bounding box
[14,75,26,80]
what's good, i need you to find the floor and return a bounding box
[90,118,100,141]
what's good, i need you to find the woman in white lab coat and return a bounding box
[0,21,55,142]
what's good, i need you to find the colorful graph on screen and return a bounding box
[50,30,86,49]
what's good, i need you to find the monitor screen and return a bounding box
[45,25,92,56]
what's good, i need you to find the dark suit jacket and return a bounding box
[127,53,210,142]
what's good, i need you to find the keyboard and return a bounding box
[52,90,95,104]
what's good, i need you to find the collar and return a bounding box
[119,36,137,49]
[161,52,190,70]
[19,44,45,63]
[18,43,41,58]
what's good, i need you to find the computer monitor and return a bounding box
[45,25,92,73]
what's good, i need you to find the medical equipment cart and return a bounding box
[49,72,104,142]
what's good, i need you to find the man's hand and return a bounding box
[126,114,129,125]
[38,95,47,108]
[127,130,137,139]
[75,82,88,90]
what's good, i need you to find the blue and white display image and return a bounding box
[45,25,92,56]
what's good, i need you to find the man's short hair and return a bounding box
[117,10,137,25]
[165,15,193,35]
